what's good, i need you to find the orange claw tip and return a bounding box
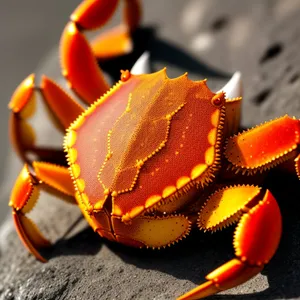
[234,190,282,265]
[71,0,119,30]
[8,74,35,113]
[12,213,49,263]
[91,25,132,60]
[9,165,33,210]
[177,281,219,300]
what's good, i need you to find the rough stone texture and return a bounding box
[1,0,300,299]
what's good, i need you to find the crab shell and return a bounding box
[64,69,226,248]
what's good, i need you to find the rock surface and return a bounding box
[1,0,300,299]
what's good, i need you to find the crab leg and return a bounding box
[225,115,300,175]
[91,0,142,60]
[9,74,84,164]
[111,214,192,248]
[9,163,76,262]
[60,0,142,104]
[178,186,282,299]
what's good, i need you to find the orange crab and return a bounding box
[8,1,300,299]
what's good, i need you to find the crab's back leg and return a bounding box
[61,0,142,104]
[9,163,76,262]
[9,74,84,165]
[225,116,300,175]
[178,185,281,299]
[91,0,142,60]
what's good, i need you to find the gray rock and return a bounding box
[1,0,300,299]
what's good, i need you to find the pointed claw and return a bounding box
[9,165,50,262]
[13,213,50,263]
[130,51,151,75]
[8,74,35,113]
[91,25,133,60]
[71,0,119,30]
[217,71,242,99]
[179,190,281,300]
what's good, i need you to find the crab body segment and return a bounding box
[8,1,300,299]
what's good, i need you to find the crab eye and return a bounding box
[211,92,225,107]
[120,70,131,82]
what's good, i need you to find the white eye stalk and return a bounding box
[217,71,243,99]
[130,52,151,75]
[131,53,242,100]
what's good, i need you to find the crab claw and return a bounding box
[130,51,151,75]
[217,71,242,99]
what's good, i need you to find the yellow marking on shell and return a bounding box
[208,128,217,146]
[63,81,126,215]
[162,186,177,199]
[104,188,110,195]
[100,99,187,196]
[136,159,144,169]
[93,201,103,211]
[81,193,90,207]
[176,176,191,189]
[191,164,207,180]
[66,130,77,148]
[122,213,131,223]
[85,103,96,115]
[71,164,81,179]
[129,205,145,219]
[113,205,123,216]
[145,195,162,208]
[71,115,85,130]
[211,109,219,127]
[76,178,85,193]
[111,191,118,197]
[106,152,112,160]
[68,148,78,164]
[205,147,215,166]
[74,191,81,203]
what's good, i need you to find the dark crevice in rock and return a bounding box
[260,43,283,64]
[289,73,299,84]
[253,88,271,104]
[211,17,229,32]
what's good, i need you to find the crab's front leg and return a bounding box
[60,0,142,104]
[179,186,282,300]
[9,162,76,262]
[9,74,84,165]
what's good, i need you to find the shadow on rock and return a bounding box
[42,218,103,260]
[99,26,231,82]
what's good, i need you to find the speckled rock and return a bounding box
[1,1,300,299]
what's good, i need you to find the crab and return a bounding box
[8,0,300,299]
